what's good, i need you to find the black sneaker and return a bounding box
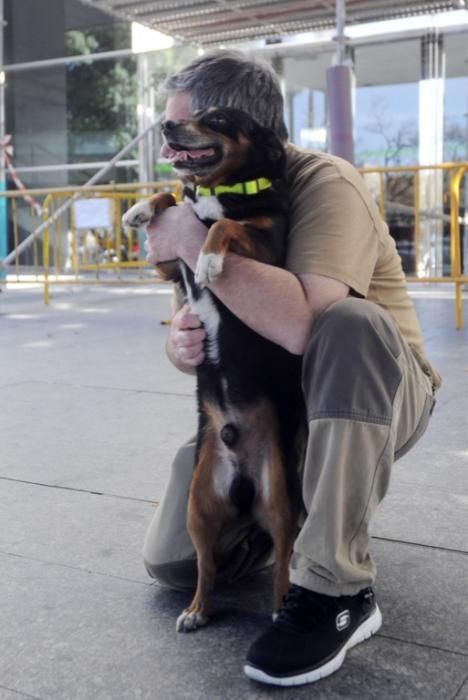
[244,584,382,686]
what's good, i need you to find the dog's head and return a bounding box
[160,107,285,186]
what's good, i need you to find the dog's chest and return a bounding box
[180,194,225,365]
[189,194,224,222]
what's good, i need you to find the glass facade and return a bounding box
[5,3,467,183]
[2,0,467,271]
[444,32,468,162]
[260,29,467,276]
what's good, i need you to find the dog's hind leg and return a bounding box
[176,500,223,632]
[176,425,225,633]
[257,438,297,615]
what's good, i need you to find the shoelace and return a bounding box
[275,585,336,631]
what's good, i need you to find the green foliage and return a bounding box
[66,30,99,55]
[65,25,197,183]
[66,24,137,156]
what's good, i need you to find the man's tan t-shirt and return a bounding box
[285,144,441,388]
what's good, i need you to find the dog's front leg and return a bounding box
[122,192,179,280]
[195,218,256,287]
[122,192,177,229]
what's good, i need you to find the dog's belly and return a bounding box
[212,455,235,500]
[212,446,270,512]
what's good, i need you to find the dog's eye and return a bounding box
[208,115,227,127]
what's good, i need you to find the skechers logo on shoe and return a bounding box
[336,610,351,631]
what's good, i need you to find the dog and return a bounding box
[123,107,304,632]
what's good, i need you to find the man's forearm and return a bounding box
[212,255,314,354]
[179,230,314,355]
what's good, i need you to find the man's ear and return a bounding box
[262,128,285,162]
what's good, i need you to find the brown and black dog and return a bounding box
[123,107,304,632]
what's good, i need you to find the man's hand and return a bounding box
[145,201,207,267]
[167,304,206,371]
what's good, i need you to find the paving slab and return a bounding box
[0,285,194,396]
[392,444,468,492]
[1,553,467,700]
[371,288,468,553]
[425,394,468,449]
[0,479,154,584]
[372,538,468,654]
[1,283,467,700]
[455,677,468,699]
[373,479,468,551]
[0,688,42,700]
[0,382,195,500]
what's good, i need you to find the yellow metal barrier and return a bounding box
[359,162,468,328]
[0,166,466,326]
[0,181,181,303]
[449,166,467,329]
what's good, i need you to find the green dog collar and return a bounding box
[196,177,273,197]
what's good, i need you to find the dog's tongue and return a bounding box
[161,142,215,163]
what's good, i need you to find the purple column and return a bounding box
[326,64,354,164]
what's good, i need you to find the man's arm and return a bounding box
[146,203,349,357]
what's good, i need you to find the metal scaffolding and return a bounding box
[1,0,467,264]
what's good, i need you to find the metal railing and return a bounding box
[360,162,467,328]
[0,180,181,303]
[1,163,467,326]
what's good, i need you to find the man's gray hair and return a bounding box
[160,50,288,143]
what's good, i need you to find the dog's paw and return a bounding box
[195,252,224,288]
[122,201,153,229]
[176,609,209,633]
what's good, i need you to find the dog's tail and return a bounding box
[229,473,256,514]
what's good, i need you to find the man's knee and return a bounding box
[307,298,402,356]
[144,557,198,591]
[142,437,198,588]
[302,298,403,422]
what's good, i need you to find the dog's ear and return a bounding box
[254,124,284,158]
[265,130,285,162]
[252,125,286,176]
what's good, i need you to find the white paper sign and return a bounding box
[74,198,113,229]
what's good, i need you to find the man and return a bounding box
[142,50,440,686]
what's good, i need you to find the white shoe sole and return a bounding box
[244,604,382,687]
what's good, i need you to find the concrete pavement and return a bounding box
[1,281,467,700]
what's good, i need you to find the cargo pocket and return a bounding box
[394,392,435,461]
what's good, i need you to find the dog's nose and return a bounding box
[161,120,177,132]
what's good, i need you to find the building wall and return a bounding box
[5,0,68,188]
[4,0,121,189]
